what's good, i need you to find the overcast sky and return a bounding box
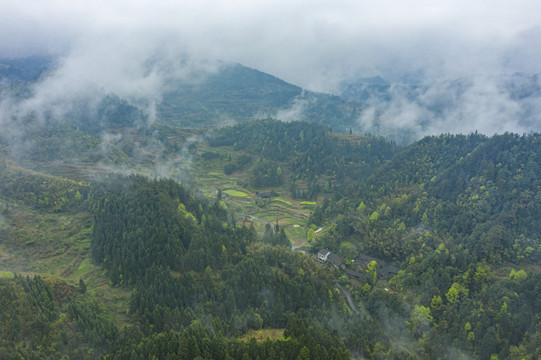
[2,0,540,91]
[1,0,540,139]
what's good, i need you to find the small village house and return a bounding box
[318,249,331,262]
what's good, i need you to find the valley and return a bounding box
[0,58,539,360]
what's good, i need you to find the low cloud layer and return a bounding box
[352,73,541,141]
[1,0,540,138]
[3,1,541,87]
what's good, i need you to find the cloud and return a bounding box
[0,28,222,130]
[355,73,541,142]
[2,1,540,88]
[275,92,311,123]
[91,130,201,185]
[1,0,540,139]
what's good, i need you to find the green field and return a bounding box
[223,189,250,197]
[272,198,293,206]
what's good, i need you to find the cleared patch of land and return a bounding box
[0,199,130,325]
[239,329,285,343]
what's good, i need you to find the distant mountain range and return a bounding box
[1,56,540,144]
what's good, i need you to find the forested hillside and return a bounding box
[311,132,541,359]
[139,63,363,132]
[210,119,396,179]
[209,119,397,200]
[311,133,540,262]
[1,113,540,359]
[0,169,364,359]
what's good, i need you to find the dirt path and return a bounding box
[336,283,368,318]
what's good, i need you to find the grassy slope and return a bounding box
[0,160,130,325]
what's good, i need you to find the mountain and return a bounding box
[1,59,363,135]
[339,72,541,106]
[158,63,302,127]
[0,60,365,178]
[158,63,361,132]
[3,56,541,145]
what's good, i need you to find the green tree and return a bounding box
[307,229,316,243]
[297,345,310,360]
[408,305,434,336]
[509,269,527,282]
[446,282,468,304]
[339,242,357,262]
[366,260,377,285]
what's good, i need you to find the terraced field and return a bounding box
[192,145,315,247]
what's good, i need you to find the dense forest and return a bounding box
[0,174,363,359]
[0,274,118,359]
[210,119,397,199]
[310,132,541,359]
[210,119,396,180]
[0,115,540,359]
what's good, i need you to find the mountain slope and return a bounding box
[158,63,362,132]
[310,132,540,360]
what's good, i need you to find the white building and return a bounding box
[318,249,331,262]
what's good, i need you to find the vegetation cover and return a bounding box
[0,97,539,359]
[310,132,541,359]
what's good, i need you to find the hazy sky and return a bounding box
[2,0,540,91]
